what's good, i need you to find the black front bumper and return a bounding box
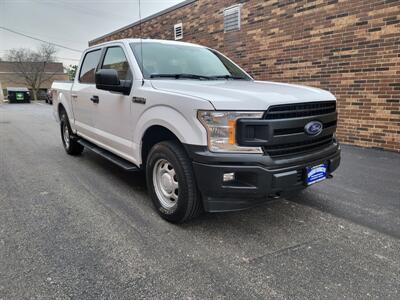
[185,143,341,212]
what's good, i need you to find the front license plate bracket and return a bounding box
[306,163,327,185]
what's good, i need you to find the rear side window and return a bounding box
[79,50,101,84]
[101,47,131,80]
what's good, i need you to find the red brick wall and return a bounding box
[90,0,400,152]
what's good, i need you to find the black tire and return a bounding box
[60,110,84,156]
[146,140,203,223]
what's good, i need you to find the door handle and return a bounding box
[90,95,99,104]
[71,94,78,99]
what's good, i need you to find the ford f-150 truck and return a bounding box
[52,39,340,223]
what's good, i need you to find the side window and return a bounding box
[101,47,131,80]
[79,50,101,84]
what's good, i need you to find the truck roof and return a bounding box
[87,39,204,51]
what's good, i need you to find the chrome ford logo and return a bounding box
[304,121,323,136]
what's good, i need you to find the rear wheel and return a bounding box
[60,111,84,156]
[146,141,202,223]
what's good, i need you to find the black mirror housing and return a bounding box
[96,69,120,85]
[95,69,132,95]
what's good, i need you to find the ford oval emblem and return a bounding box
[304,121,323,136]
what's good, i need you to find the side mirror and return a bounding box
[95,69,132,95]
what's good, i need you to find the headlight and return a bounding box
[197,111,264,153]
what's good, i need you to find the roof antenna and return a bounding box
[139,0,145,86]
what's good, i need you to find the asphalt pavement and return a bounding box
[0,102,399,299]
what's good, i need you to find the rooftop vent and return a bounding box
[224,4,241,32]
[174,23,183,40]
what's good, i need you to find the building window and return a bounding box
[174,23,183,40]
[224,4,241,32]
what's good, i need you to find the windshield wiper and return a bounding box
[210,75,247,80]
[150,73,212,80]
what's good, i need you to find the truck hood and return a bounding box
[151,80,335,110]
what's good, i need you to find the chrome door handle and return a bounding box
[71,94,78,99]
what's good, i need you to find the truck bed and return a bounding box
[52,81,73,91]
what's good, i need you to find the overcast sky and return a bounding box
[0,0,184,67]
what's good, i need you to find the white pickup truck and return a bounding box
[52,39,340,223]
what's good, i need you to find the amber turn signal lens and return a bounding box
[228,120,236,145]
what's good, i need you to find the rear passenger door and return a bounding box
[71,49,102,139]
[92,46,134,159]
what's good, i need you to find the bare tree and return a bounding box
[6,44,58,100]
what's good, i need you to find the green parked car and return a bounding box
[7,87,31,103]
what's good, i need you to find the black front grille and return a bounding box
[264,101,336,120]
[236,101,338,157]
[264,135,334,157]
[274,120,337,136]
[256,101,338,157]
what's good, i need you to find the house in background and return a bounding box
[89,0,400,153]
[0,61,68,99]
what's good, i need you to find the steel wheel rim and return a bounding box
[153,158,179,209]
[63,123,70,149]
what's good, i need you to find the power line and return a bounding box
[0,26,83,53]
[1,51,80,61]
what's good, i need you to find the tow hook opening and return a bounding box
[268,193,281,199]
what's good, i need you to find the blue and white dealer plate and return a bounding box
[306,163,327,185]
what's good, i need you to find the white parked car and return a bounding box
[52,39,340,223]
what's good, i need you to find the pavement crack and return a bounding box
[247,238,321,264]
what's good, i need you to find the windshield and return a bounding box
[130,42,251,80]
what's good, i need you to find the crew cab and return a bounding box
[52,39,340,223]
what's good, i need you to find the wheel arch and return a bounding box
[56,91,76,132]
[134,106,207,166]
[141,125,181,168]
[58,102,66,119]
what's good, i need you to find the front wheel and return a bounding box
[146,141,202,223]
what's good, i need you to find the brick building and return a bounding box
[0,61,68,99]
[90,0,400,152]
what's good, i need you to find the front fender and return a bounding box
[133,105,208,163]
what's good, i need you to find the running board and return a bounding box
[77,139,139,171]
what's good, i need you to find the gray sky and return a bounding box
[0,0,184,67]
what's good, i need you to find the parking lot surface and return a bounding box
[0,103,399,299]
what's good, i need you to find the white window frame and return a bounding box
[174,23,183,40]
[223,4,241,33]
